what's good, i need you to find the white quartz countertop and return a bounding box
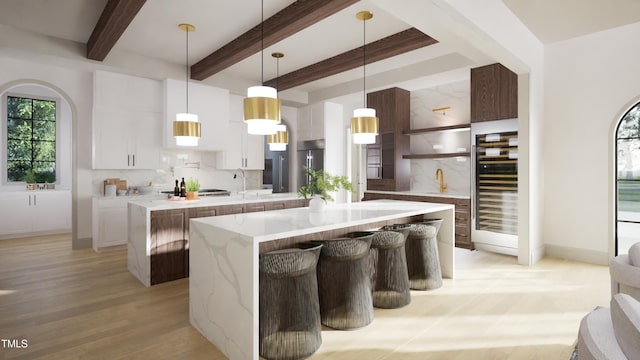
[128,192,301,211]
[365,190,470,199]
[191,199,454,242]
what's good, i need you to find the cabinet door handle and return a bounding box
[128,155,130,167]
[29,195,31,206]
[279,155,284,191]
[132,154,135,167]
[34,194,36,206]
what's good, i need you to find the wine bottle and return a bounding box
[180,177,186,197]
[174,179,180,197]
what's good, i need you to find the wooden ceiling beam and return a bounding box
[86,0,147,61]
[191,0,359,81]
[263,28,438,91]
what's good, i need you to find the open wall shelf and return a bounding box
[402,124,470,135]
[402,152,470,159]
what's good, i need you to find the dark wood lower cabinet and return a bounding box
[150,209,187,285]
[245,203,267,213]
[217,204,246,215]
[149,198,307,285]
[362,192,473,250]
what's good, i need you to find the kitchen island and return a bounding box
[127,193,305,286]
[189,199,455,360]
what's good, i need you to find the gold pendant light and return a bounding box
[243,0,281,135]
[267,124,289,151]
[351,11,379,145]
[267,52,288,151]
[174,23,201,146]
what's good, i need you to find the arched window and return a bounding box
[616,102,640,255]
[6,94,57,183]
[1,83,72,191]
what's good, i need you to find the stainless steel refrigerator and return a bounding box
[471,119,519,256]
[298,139,325,188]
[263,144,290,193]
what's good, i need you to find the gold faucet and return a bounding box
[436,168,447,193]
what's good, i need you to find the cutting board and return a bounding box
[104,178,127,195]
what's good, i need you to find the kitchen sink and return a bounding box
[198,189,231,196]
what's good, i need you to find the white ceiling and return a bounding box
[1,0,639,102]
[503,0,640,44]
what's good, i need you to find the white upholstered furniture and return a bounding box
[577,293,640,360]
[610,243,640,301]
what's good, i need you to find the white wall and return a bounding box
[543,22,640,264]
[323,101,346,203]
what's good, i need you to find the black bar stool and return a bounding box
[406,221,443,290]
[259,244,323,359]
[316,232,374,330]
[380,223,413,241]
[370,230,411,308]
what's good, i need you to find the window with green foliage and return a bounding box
[6,95,56,183]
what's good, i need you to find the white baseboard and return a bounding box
[0,229,70,241]
[544,243,609,265]
[73,237,92,249]
[473,242,518,256]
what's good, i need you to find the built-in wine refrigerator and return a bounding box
[471,119,518,255]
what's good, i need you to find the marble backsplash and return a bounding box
[410,80,470,129]
[92,150,262,196]
[409,131,470,155]
[410,158,470,196]
[407,79,471,196]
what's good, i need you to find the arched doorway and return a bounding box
[615,102,640,255]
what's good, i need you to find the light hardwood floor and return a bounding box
[0,234,610,359]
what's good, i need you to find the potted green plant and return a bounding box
[185,177,200,200]
[298,167,354,211]
[24,170,36,190]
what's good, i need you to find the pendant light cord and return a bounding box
[362,16,366,108]
[185,27,189,113]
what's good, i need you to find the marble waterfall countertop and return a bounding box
[191,199,454,242]
[189,199,456,360]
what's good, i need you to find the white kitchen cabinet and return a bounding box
[297,102,326,142]
[92,71,163,170]
[0,193,31,236]
[92,197,128,250]
[216,94,264,170]
[93,107,162,169]
[163,79,230,150]
[32,191,71,232]
[0,191,71,237]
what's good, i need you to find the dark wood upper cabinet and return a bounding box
[471,63,518,122]
[366,87,410,192]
